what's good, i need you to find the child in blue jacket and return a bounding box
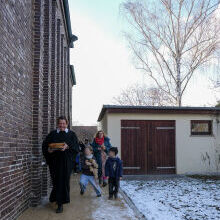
[105,147,123,199]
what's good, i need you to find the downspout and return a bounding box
[63,0,78,128]
[63,0,78,48]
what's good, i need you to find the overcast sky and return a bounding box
[69,0,219,126]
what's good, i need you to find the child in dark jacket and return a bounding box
[105,147,123,199]
[79,146,101,197]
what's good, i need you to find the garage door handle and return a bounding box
[156,127,175,130]
[124,167,141,170]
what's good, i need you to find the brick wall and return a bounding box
[69,75,73,127]
[65,48,70,118]
[60,35,64,114]
[68,54,73,127]
[0,1,33,219]
[41,0,52,198]
[0,0,76,219]
[50,0,57,130]
[32,0,44,207]
[56,19,61,119]
[64,47,67,115]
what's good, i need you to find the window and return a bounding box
[191,120,212,135]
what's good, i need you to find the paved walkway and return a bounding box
[18,175,138,220]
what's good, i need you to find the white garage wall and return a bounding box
[99,113,108,133]
[102,113,220,174]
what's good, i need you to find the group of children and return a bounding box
[79,143,123,199]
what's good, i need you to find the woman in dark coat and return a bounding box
[42,116,79,213]
[91,130,112,185]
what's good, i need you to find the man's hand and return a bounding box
[61,143,69,151]
[85,160,92,166]
[91,160,96,165]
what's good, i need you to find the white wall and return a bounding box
[99,113,108,134]
[101,113,220,174]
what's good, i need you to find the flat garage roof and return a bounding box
[98,105,220,122]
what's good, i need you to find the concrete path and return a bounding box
[18,175,138,220]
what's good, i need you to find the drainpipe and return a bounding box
[69,34,78,48]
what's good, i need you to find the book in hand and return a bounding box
[49,143,65,150]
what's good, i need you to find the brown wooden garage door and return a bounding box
[121,120,176,175]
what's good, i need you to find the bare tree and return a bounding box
[72,120,82,126]
[213,74,220,89]
[72,126,97,142]
[216,101,220,107]
[211,51,220,89]
[113,84,175,106]
[122,0,220,106]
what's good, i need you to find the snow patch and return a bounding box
[121,177,220,220]
[92,194,138,220]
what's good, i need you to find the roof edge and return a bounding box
[97,105,220,122]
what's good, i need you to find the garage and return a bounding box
[98,105,220,175]
[121,120,175,175]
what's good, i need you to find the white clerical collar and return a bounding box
[57,128,69,133]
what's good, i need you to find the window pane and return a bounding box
[192,123,209,132]
[191,120,212,135]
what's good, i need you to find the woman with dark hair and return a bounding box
[91,130,112,185]
[42,116,79,213]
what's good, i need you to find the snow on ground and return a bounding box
[92,193,138,220]
[121,177,220,220]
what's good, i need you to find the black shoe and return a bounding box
[102,182,107,187]
[80,188,84,195]
[56,204,63,213]
[114,193,118,199]
[96,194,101,197]
[108,195,113,200]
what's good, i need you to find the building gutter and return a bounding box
[63,0,78,48]
[97,105,220,122]
[70,65,76,86]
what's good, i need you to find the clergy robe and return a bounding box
[42,129,79,205]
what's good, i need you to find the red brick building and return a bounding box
[0,0,77,219]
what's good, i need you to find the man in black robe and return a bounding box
[42,116,79,213]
